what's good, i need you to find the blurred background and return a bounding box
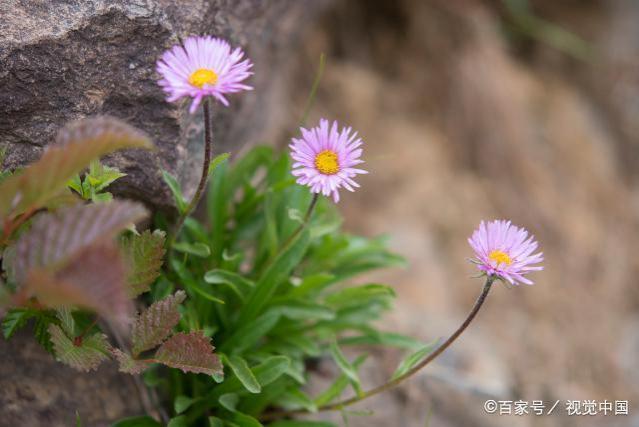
[267,0,639,426]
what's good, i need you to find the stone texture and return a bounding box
[0,329,145,426]
[0,0,326,210]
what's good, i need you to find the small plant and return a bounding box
[0,34,543,427]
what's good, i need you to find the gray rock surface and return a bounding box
[0,1,327,424]
[0,0,325,210]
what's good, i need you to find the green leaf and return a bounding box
[269,422,336,427]
[0,116,152,221]
[220,310,280,354]
[174,395,195,414]
[391,341,439,380]
[87,161,126,193]
[339,330,425,351]
[162,170,187,214]
[325,284,395,309]
[173,242,211,258]
[224,355,261,393]
[2,308,36,339]
[329,341,362,395]
[154,331,223,376]
[167,416,188,427]
[208,153,231,176]
[276,388,317,413]
[219,393,239,411]
[120,230,166,297]
[131,291,186,356]
[269,301,335,321]
[229,412,263,427]
[206,159,229,263]
[211,356,290,399]
[287,273,335,298]
[237,229,310,328]
[314,354,367,406]
[204,269,255,301]
[208,417,224,427]
[49,324,110,372]
[111,416,162,427]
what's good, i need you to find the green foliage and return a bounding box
[152,146,411,425]
[49,323,110,372]
[68,160,127,202]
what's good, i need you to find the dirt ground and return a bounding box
[270,1,639,426]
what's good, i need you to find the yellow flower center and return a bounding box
[315,150,340,175]
[489,250,512,265]
[188,68,218,88]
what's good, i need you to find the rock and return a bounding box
[0,328,145,426]
[0,0,327,210]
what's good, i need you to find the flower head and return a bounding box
[290,119,367,203]
[468,220,543,285]
[156,35,253,113]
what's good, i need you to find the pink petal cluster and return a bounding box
[290,119,367,203]
[468,220,543,285]
[156,35,253,113]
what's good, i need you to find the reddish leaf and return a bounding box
[112,348,151,374]
[26,243,133,328]
[120,230,166,297]
[0,116,152,221]
[131,290,186,357]
[12,201,147,284]
[154,331,223,376]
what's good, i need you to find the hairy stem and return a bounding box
[261,276,494,420]
[169,97,213,246]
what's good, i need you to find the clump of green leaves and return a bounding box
[151,145,424,426]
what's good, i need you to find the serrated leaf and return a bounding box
[34,314,57,354]
[154,331,222,376]
[0,116,152,221]
[49,324,110,372]
[391,341,439,380]
[55,307,76,336]
[173,242,211,258]
[25,243,133,328]
[131,291,186,356]
[2,308,36,339]
[112,348,151,374]
[224,355,261,393]
[12,201,148,284]
[120,230,166,297]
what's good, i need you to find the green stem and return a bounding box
[281,193,319,249]
[169,97,213,247]
[260,276,495,420]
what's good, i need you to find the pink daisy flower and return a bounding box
[290,119,367,203]
[468,220,544,285]
[156,35,253,113]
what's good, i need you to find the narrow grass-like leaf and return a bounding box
[162,170,187,214]
[131,290,186,356]
[111,416,162,427]
[224,355,261,393]
[173,242,211,258]
[314,354,367,406]
[208,153,231,176]
[2,308,37,339]
[120,230,166,297]
[276,388,318,413]
[174,395,195,414]
[391,341,439,380]
[220,310,280,354]
[269,422,336,427]
[329,341,362,395]
[154,331,223,376]
[0,116,152,220]
[237,229,310,328]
